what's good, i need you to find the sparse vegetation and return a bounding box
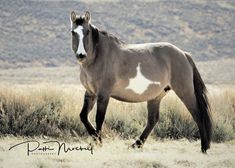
[0,85,85,138]
[0,84,234,142]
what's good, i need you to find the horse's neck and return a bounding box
[98,31,123,55]
[81,31,122,71]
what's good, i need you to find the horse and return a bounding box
[70,11,212,153]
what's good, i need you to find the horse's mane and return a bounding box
[90,23,124,45]
[90,24,125,55]
[99,29,125,45]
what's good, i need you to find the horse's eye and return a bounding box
[71,30,75,35]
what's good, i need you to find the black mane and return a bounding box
[99,29,125,44]
[90,24,125,54]
[91,25,99,53]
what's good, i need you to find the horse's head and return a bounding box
[70,11,93,63]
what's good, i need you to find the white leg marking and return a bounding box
[74,26,87,55]
[126,63,160,94]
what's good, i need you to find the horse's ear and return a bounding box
[85,11,91,23]
[70,11,76,22]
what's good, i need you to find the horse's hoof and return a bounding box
[201,148,207,154]
[201,145,210,154]
[129,139,143,149]
[92,135,103,147]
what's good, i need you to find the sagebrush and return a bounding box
[0,84,234,142]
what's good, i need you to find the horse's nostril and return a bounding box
[79,54,86,58]
[76,54,86,59]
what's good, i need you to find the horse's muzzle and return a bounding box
[76,54,87,62]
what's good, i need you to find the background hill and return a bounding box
[0,0,235,69]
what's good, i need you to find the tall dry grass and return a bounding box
[0,84,234,142]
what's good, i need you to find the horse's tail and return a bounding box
[185,52,212,152]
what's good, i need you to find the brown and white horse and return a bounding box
[70,11,212,153]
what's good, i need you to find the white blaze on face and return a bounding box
[126,63,161,94]
[73,26,87,55]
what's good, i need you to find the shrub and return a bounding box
[0,85,234,142]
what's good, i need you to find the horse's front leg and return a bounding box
[80,91,97,137]
[95,94,110,144]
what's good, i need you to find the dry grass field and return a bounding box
[0,83,235,168]
[0,137,235,168]
[0,84,234,141]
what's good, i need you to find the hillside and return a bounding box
[0,0,235,69]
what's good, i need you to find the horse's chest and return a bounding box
[80,72,97,95]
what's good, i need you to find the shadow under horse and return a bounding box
[70,11,212,153]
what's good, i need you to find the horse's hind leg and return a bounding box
[131,92,166,148]
[173,85,209,153]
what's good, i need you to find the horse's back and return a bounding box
[123,42,189,64]
[123,42,192,80]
